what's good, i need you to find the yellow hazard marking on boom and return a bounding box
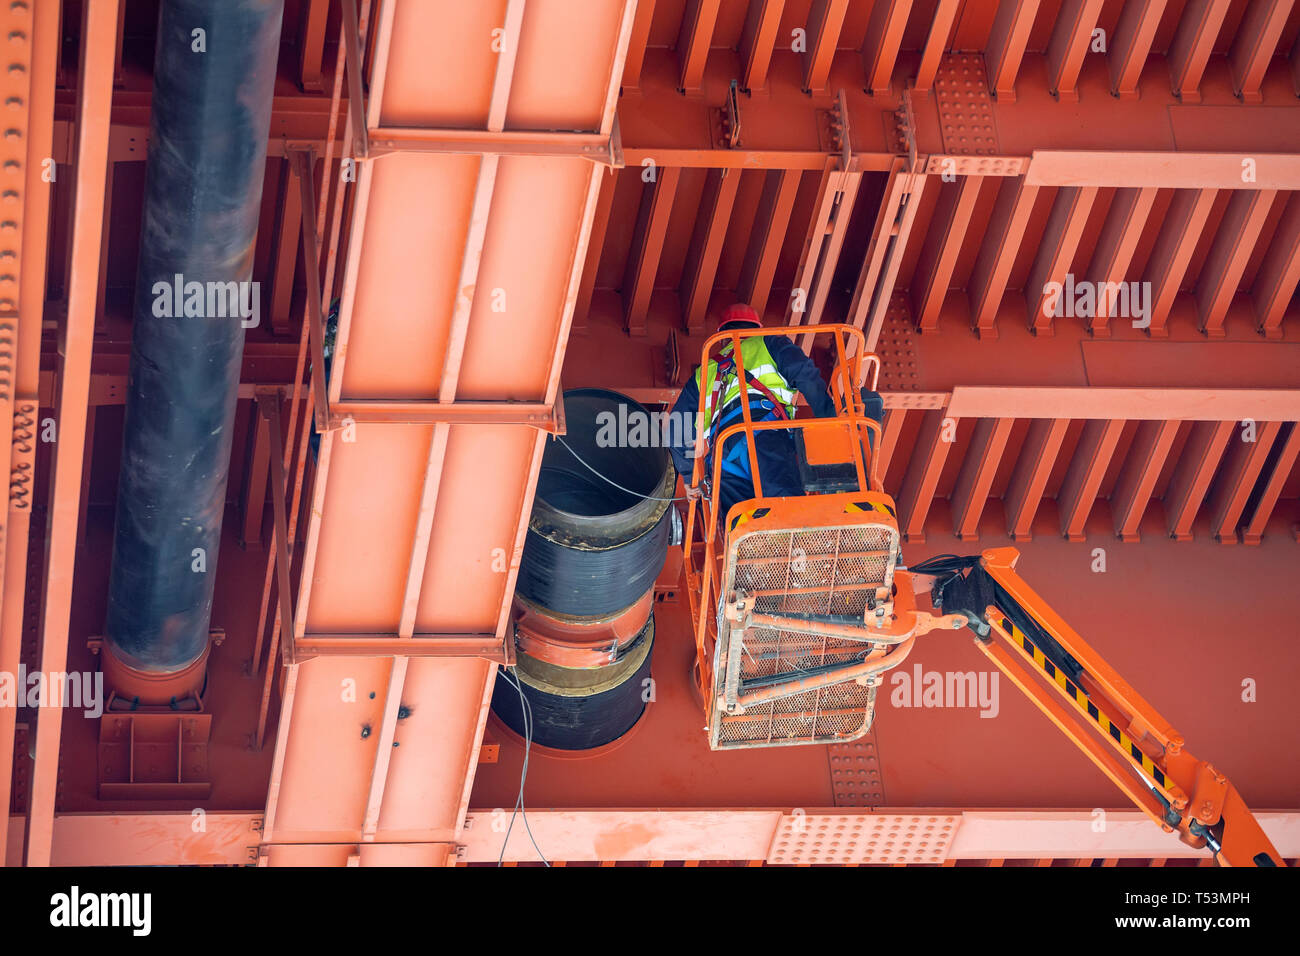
[995,615,1172,796]
[729,506,771,531]
[844,500,896,518]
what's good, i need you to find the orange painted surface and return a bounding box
[8,0,1300,866]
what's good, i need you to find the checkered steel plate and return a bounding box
[711,523,899,749]
[768,814,960,865]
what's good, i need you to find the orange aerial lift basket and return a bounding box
[682,324,962,750]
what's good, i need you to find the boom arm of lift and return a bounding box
[916,547,1284,868]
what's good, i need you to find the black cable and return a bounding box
[554,435,690,503]
[496,666,549,867]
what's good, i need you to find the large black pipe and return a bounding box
[105,1,284,679]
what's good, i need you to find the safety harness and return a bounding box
[704,352,791,480]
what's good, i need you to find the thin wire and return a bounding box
[554,435,689,502]
[496,666,549,867]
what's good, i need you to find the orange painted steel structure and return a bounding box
[259,0,636,865]
[4,0,1300,867]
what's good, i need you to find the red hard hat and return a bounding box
[719,303,761,330]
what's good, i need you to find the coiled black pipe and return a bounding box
[104,0,284,675]
[495,388,672,749]
[494,617,655,751]
[516,389,674,616]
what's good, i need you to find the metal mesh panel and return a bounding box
[711,521,899,749]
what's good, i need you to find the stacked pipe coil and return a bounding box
[492,389,673,750]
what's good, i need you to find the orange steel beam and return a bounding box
[1166,420,1236,541]
[1057,418,1124,541]
[1144,188,1217,336]
[914,0,959,92]
[797,169,862,349]
[1167,0,1230,103]
[739,0,786,92]
[1242,423,1300,544]
[623,166,680,335]
[19,810,1297,866]
[1229,0,1294,103]
[0,0,56,868]
[1109,0,1167,98]
[339,0,369,159]
[296,635,511,661]
[264,0,636,867]
[1252,192,1300,338]
[622,147,869,170]
[1111,420,1179,542]
[1209,421,1281,543]
[793,161,870,349]
[111,0,126,86]
[1024,153,1300,190]
[252,2,356,715]
[368,127,621,165]
[459,810,1300,863]
[788,160,840,327]
[858,161,927,351]
[951,417,1013,541]
[93,159,114,332]
[912,175,981,333]
[400,423,452,640]
[945,387,1300,422]
[845,166,904,341]
[1045,0,1104,102]
[896,409,956,542]
[574,169,618,333]
[969,176,1039,337]
[678,0,722,94]
[440,156,501,399]
[24,0,118,868]
[262,398,297,670]
[861,0,913,96]
[1292,30,1300,95]
[622,0,656,91]
[1196,189,1277,337]
[268,158,303,336]
[240,393,273,549]
[736,168,801,318]
[361,655,410,843]
[297,0,331,93]
[289,147,331,432]
[1086,186,1157,337]
[1004,418,1069,540]
[1027,186,1098,335]
[985,0,1042,102]
[802,0,851,93]
[372,0,519,855]
[330,399,561,428]
[875,407,906,481]
[75,407,95,546]
[680,167,741,332]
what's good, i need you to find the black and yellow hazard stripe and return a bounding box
[729,506,771,532]
[996,615,1173,796]
[843,499,896,518]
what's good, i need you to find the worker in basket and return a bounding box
[669,303,879,521]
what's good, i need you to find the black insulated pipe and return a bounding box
[516,389,674,616]
[495,389,672,749]
[104,0,284,680]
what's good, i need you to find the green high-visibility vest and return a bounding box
[695,337,797,432]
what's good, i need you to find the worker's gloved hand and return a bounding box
[684,482,703,502]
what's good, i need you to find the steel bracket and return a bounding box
[713,79,743,150]
[286,146,334,437]
[339,0,369,160]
